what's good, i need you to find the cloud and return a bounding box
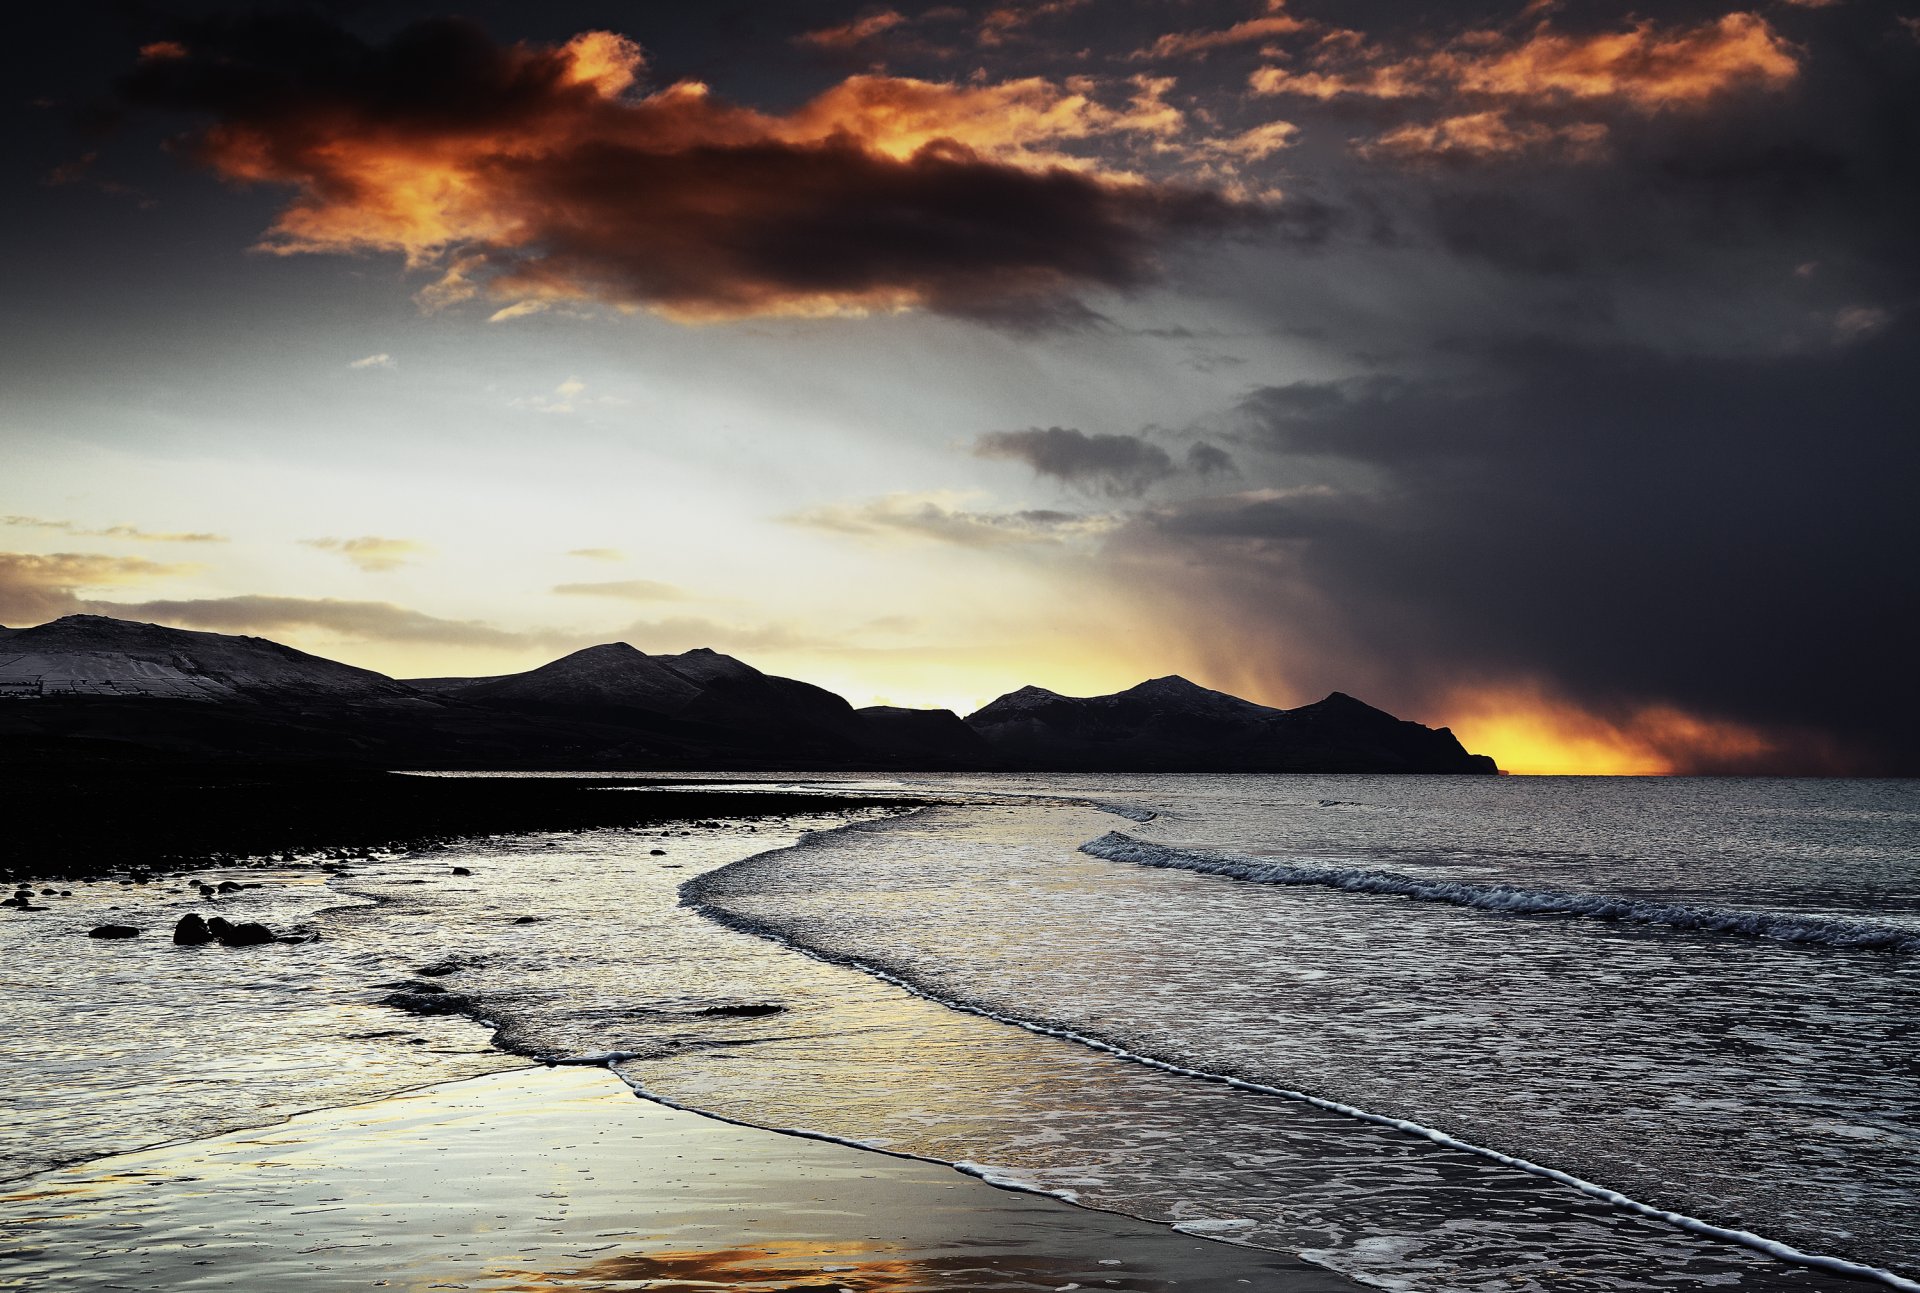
[551,579,688,602]
[786,492,1115,548]
[1452,13,1799,109]
[979,0,1089,47]
[3,516,227,543]
[1190,120,1301,162]
[1102,319,1920,774]
[566,547,625,561]
[796,10,909,51]
[301,536,430,573]
[1250,12,1800,123]
[1830,304,1892,343]
[1359,112,1610,163]
[119,14,1271,326]
[348,352,396,370]
[511,376,625,414]
[1134,10,1307,62]
[0,552,196,623]
[105,596,535,648]
[1185,442,1239,476]
[974,426,1178,496]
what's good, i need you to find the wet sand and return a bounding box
[0,1065,1357,1292]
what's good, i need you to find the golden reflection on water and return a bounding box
[489,1237,1161,1291]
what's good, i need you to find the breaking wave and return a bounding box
[1080,832,1920,953]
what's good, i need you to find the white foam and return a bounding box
[684,883,1920,1293]
[1081,831,1920,953]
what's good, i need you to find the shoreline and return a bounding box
[0,765,922,883]
[0,1064,1360,1292]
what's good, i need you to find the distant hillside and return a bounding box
[966,675,1495,774]
[0,616,1497,773]
[0,615,414,702]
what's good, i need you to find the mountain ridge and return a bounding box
[0,616,1498,773]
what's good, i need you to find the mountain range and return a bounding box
[0,615,1496,773]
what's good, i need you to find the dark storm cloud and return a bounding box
[112,12,1270,325]
[1184,441,1238,476]
[1118,319,1920,774]
[974,426,1179,496]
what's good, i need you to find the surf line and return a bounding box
[1081,831,1920,954]
[684,892,1920,1293]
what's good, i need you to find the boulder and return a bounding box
[88,924,140,939]
[217,921,275,947]
[173,914,213,946]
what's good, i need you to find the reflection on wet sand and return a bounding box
[500,1240,1164,1291]
[0,1065,1352,1293]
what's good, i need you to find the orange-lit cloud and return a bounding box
[1252,11,1799,112]
[1452,13,1798,108]
[795,10,909,51]
[980,0,1089,47]
[1443,687,1786,776]
[123,17,1251,325]
[1359,112,1609,162]
[1135,8,1306,61]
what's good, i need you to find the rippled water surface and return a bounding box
[2,775,1914,1293]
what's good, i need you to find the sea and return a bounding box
[2,773,1916,1293]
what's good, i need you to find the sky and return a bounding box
[2,0,1915,774]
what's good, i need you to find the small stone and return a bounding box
[88,924,141,939]
[511,915,540,924]
[450,867,472,876]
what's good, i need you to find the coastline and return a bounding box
[7,776,1913,1292]
[0,1064,1358,1292]
[0,765,920,881]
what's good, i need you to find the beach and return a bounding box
[2,773,1915,1293]
[1,1064,1350,1292]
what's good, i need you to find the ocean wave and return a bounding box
[681,866,1920,1293]
[1079,833,1920,953]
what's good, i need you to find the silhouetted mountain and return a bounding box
[0,617,1497,772]
[408,642,869,761]
[965,675,1495,773]
[855,705,997,764]
[0,615,415,701]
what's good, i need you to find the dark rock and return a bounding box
[511,915,540,924]
[696,1003,786,1018]
[381,990,473,1016]
[217,921,275,947]
[216,881,242,893]
[88,924,140,939]
[450,866,472,875]
[415,960,463,977]
[173,914,213,946]
[206,915,232,937]
[649,849,666,856]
